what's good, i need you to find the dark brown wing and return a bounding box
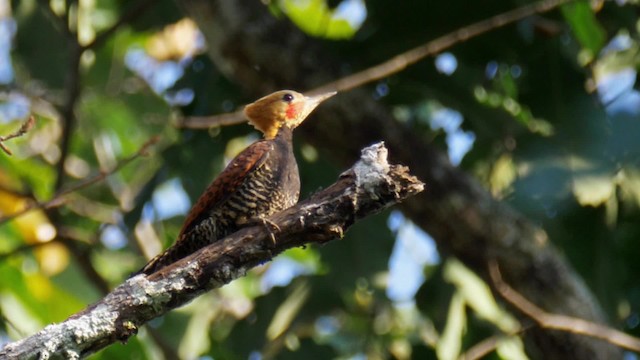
[179,139,273,238]
[137,140,273,275]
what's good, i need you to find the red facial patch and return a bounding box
[285,103,302,120]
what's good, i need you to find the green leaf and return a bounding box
[280,0,360,39]
[561,1,606,64]
[496,337,528,360]
[489,153,516,198]
[443,259,518,333]
[266,281,311,340]
[436,292,465,360]
[618,168,640,207]
[572,173,614,207]
[0,262,85,330]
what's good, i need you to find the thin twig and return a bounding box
[180,0,574,129]
[459,335,502,360]
[37,0,78,182]
[49,0,155,190]
[313,0,572,95]
[488,260,640,353]
[0,242,52,262]
[0,136,160,226]
[53,41,82,191]
[37,0,74,39]
[458,324,534,360]
[0,309,26,339]
[0,183,31,198]
[0,116,36,155]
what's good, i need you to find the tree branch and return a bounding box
[179,0,573,129]
[458,334,505,360]
[489,261,640,353]
[0,116,35,155]
[0,143,424,359]
[37,0,156,190]
[53,24,81,192]
[0,135,159,226]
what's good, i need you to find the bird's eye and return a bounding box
[282,93,294,103]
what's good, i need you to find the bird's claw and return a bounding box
[253,217,280,246]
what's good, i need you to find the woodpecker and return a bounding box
[139,90,336,275]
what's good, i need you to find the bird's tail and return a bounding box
[134,236,202,276]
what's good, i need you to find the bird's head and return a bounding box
[243,90,337,139]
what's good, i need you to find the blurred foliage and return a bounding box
[1,0,640,359]
[274,0,363,39]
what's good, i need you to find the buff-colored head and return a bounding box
[243,90,337,139]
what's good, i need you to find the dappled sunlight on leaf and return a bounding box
[389,338,412,360]
[490,153,516,198]
[33,242,69,276]
[218,277,258,318]
[474,85,554,136]
[177,293,217,359]
[590,32,640,116]
[436,292,465,360]
[75,0,118,48]
[561,1,606,65]
[496,337,528,360]
[279,0,365,39]
[24,273,56,301]
[65,193,120,224]
[146,18,205,61]
[444,259,519,333]
[266,281,310,340]
[26,117,61,163]
[225,134,259,163]
[572,173,614,207]
[300,142,319,163]
[0,188,59,248]
[618,168,640,208]
[0,262,85,329]
[135,220,163,262]
[0,292,43,338]
[63,154,90,179]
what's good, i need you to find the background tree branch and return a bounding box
[0,116,35,155]
[0,135,160,226]
[488,261,640,353]
[178,0,621,358]
[180,0,571,129]
[0,143,424,359]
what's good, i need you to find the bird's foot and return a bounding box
[262,218,280,246]
[248,217,280,246]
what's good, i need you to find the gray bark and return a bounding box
[179,1,621,358]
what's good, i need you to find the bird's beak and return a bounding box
[307,91,337,104]
[300,91,337,120]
